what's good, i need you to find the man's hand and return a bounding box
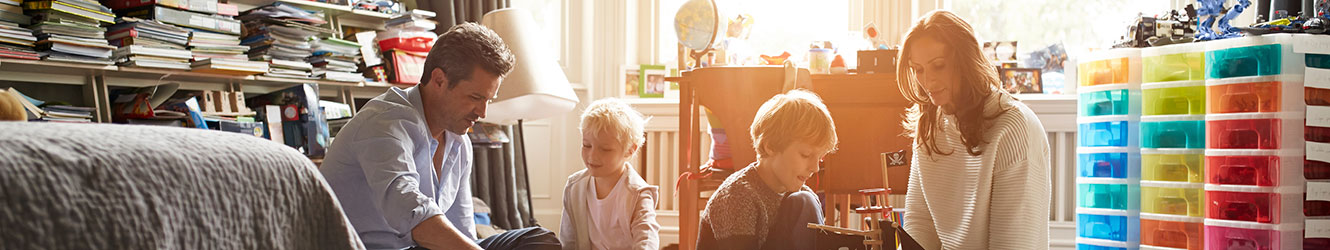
[412,215,483,250]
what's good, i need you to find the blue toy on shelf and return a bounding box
[1196,0,1251,41]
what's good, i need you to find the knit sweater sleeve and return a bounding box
[986,113,1051,249]
[903,144,942,250]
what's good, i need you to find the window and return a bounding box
[657,0,854,67]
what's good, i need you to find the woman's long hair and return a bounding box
[896,10,1011,156]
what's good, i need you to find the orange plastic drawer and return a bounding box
[1205,75,1303,114]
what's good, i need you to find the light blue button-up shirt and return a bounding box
[321,86,475,250]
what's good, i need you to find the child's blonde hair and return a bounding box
[750,89,838,158]
[580,98,648,151]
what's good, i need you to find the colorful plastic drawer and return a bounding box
[1202,219,1303,250]
[1308,237,1330,250]
[1141,115,1205,149]
[1205,112,1303,150]
[1143,43,1206,82]
[1080,116,1137,148]
[1205,75,1303,114]
[1142,149,1205,183]
[1081,88,1133,117]
[1308,198,1330,217]
[1309,53,1330,69]
[1140,213,1204,250]
[1310,126,1330,142]
[1143,81,1206,116]
[1309,160,1330,180]
[1077,208,1140,242]
[1141,181,1204,217]
[1206,44,1283,79]
[1079,48,1141,87]
[1204,149,1303,187]
[1204,185,1303,224]
[1079,178,1137,210]
[1077,237,1134,250]
[1079,148,1131,179]
[1308,87,1330,106]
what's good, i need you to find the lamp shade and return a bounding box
[479,8,579,125]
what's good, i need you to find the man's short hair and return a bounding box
[750,89,839,158]
[580,98,648,151]
[421,22,516,89]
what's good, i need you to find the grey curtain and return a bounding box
[416,0,511,35]
[470,124,537,230]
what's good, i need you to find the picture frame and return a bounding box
[998,68,1043,94]
[621,66,640,98]
[639,64,668,98]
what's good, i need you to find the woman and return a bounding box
[896,10,1051,249]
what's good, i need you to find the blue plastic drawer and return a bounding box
[1079,120,1133,147]
[1079,152,1129,179]
[1081,89,1131,117]
[1078,213,1132,242]
[1206,44,1282,79]
[1077,243,1128,250]
[1079,183,1130,210]
[1140,117,1205,149]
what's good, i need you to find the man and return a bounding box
[321,23,560,250]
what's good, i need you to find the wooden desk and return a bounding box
[675,67,912,250]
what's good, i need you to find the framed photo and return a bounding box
[999,68,1043,94]
[620,66,640,98]
[639,64,667,98]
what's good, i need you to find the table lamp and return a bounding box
[479,8,579,125]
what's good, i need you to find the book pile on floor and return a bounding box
[0,20,37,60]
[24,0,116,65]
[309,37,362,82]
[239,3,333,80]
[107,18,192,69]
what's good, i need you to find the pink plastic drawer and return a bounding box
[1204,150,1302,187]
[1205,113,1302,150]
[1204,185,1302,224]
[1203,219,1302,250]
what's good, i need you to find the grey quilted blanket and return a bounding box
[0,122,365,250]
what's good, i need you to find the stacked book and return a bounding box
[189,30,248,61]
[41,104,94,122]
[113,45,192,70]
[309,37,362,82]
[0,20,37,60]
[0,0,27,25]
[24,0,116,65]
[191,57,268,75]
[239,3,332,79]
[107,17,189,50]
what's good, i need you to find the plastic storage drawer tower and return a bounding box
[1077,48,1143,250]
[1202,34,1319,250]
[1303,38,1330,249]
[1138,42,1207,250]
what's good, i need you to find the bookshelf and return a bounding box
[0,0,420,123]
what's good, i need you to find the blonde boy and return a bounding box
[560,98,660,250]
[697,89,838,250]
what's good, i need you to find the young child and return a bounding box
[697,89,838,250]
[560,98,660,250]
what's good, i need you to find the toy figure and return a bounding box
[1196,0,1251,41]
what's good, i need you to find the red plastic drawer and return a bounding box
[1308,87,1330,106]
[1204,150,1301,187]
[1310,126,1330,142]
[1310,160,1330,180]
[1205,113,1302,150]
[1204,185,1301,224]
